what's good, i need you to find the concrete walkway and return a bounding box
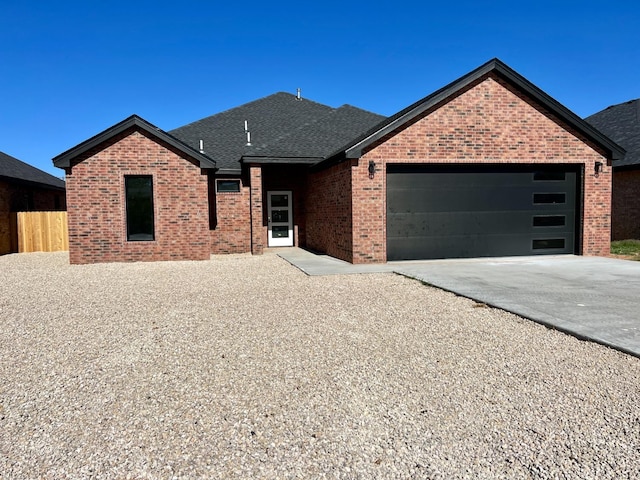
[277,247,396,275]
[278,248,640,358]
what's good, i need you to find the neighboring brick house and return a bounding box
[53,59,623,265]
[0,151,66,255]
[586,100,640,240]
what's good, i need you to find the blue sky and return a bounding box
[1,1,639,177]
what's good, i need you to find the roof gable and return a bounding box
[586,99,640,168]
[53,115,216,170]
[329,58,624,162]
[0,151,65,189]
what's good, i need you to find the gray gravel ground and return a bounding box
[0,252,638,479]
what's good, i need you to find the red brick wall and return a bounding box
[306,160,353,262]
[249,165,266,254]
[209,175,251,254]
[350,74,611,263]
[65,128,210,264]
[351,160,385,263]
[612,169,640,240]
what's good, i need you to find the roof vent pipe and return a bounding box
[199,139,204,153]
[244,120,248,132]
[246,131,252,146]
[296,88,301,100]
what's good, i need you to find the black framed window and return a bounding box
[125,176,155,241]
[216,179,241,193]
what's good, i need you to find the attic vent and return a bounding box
[296,88,301,101]
[244,121,252,146]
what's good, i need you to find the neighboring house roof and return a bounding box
[53,115,216,170]
[585,99,640,168]
[0,150,65,190]
[318,58,625,167]
[170,92,385,174]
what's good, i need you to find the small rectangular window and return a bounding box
[532,239,565,250]
[271,226,289,238]
[533,193,566,204]
[125,176,155,241]
[216,179,241,193]
[533,215,566,227]
[534,171,566,181]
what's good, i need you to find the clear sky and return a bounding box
[1,1,638,177]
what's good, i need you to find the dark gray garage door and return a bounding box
[387,164,579,261]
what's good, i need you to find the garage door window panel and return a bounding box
[533,215,566,227]
[534,193,566,204]
[532,239,566,250]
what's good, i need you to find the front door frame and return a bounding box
[267,190,294,247]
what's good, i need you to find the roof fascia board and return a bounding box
[240,156,322,165]
[613,162,640,171]
[0,175,66,191]
[215,168,242,175]
[343,58,625,161]
[53,115,217,169]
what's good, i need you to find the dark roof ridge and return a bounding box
[173,92,337,131]
[336,103,385,117]
[53,114,217,169]
[604,98,640,111]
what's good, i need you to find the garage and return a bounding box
[387,164,580,261]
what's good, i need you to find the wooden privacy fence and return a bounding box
[15,211,68,253]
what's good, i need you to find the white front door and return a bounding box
[267,191,293,247]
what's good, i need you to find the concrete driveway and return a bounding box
[278,249,640,357]
[393,256,640,357]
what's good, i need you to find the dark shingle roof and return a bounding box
[0,151,65,189]
[169,93,384,173]
[585,99,640,168]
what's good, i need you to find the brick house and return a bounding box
[53,59,623,265]
[0,151,66,254]
[586,100,640,240]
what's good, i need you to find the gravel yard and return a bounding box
[1,252,638,479]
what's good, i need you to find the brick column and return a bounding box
[351,157,386,263]
[249,164,265,255]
